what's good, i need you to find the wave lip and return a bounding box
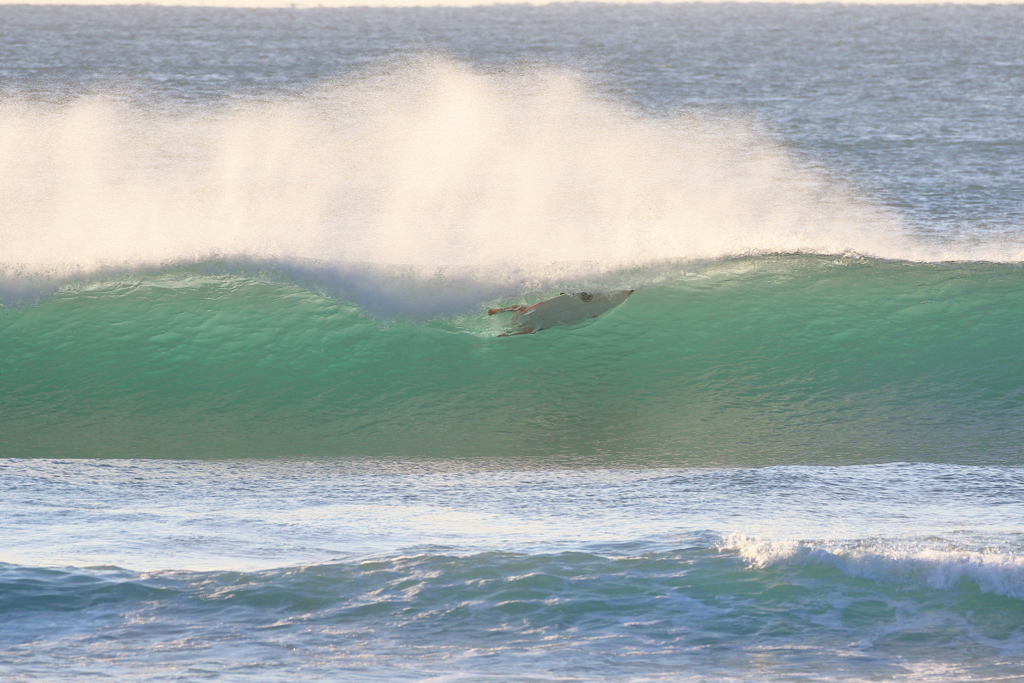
[723,532,1024,600]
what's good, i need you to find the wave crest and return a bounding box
[723,532,1024,600]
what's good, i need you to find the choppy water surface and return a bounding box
[4,459,1024,682]
[1,4,1023,681]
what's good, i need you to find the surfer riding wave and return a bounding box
[488,291,634,336]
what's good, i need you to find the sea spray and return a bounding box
[0,61,926,299]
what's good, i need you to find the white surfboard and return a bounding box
[489,290,634,336]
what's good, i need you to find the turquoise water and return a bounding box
[3,257,1022,462]
[2,4,1024,681]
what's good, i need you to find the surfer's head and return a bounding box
[579,292,593,302]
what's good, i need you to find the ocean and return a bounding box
[1,3,1023,681]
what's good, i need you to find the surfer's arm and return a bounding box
[487,305,526,316]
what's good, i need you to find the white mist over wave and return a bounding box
[0,61,1018,310]
[724,532,1024,600]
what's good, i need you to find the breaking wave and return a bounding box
[724,533,1024,600]
[2,61,1022,461]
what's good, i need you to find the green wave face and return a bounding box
[2,256,1021,464]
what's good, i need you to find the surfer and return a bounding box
[488,291,633,336]
[488,292,594,316]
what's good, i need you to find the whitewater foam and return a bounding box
[723,533,1024,600]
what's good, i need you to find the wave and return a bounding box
[7,536,1024,607]
[1,255,1021,461]
[2,61,1021,461]
[4,543,1022,620]
[723,533,1024,600]
[3,538,1023,682]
